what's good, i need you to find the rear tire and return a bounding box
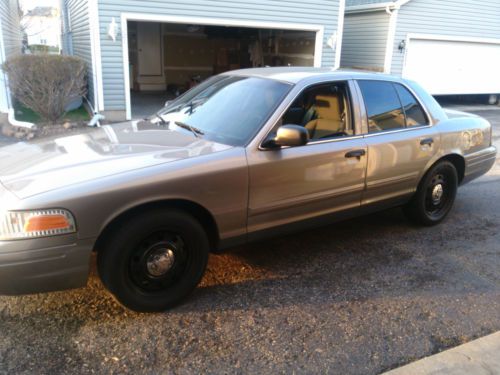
[403,161,458,226]
[97,209,209,312]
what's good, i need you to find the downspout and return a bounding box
[87,0,105,127]
[85,96,105,127]
[334,0,346,70]
[383,3,400,74]
[8,109,35,129]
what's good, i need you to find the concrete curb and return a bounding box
[383,331,500,375]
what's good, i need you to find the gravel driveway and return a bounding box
[1,107,499,375]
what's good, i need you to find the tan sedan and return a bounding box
[0,68,496,312]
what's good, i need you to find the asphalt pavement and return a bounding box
[0,106,499,374]
[0,133,12,147]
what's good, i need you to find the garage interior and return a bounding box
[128,21,317,118]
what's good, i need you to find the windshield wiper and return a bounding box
[175,121,204,138]
[153,113,167,125]
[186,98,208,114]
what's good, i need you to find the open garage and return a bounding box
[128,21,318,118]
[61,0,344,121]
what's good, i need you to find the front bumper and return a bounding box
[0,234,94,295]
[462,146,497,185]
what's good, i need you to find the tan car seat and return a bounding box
[305,94,344,139]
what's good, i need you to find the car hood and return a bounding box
[0,121,232,199]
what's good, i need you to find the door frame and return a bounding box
[120,12,326,120]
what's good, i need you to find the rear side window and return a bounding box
[358,80,406,133]
[394,83,429,126]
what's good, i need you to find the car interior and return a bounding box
[281,82,353,141]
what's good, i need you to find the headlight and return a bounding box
[0,209,76,240]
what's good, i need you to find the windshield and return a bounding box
[156,76,292,146]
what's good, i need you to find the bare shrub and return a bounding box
[2,55,87,123]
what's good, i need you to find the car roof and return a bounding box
[222,67,401,84]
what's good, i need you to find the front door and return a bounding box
[246,81,368,234]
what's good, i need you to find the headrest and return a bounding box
[315,94,341,118]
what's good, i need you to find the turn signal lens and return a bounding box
[0,209,76,240]
[24,214,71,232]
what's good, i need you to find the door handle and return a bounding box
[345,149,366,158]
[420,137,434,146]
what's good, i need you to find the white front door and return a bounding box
[402,37,500,95]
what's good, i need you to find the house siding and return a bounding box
[392,0,500,75]
[0,0,22,58]
[0,0,21,113]
[98,0,342,114]
[340,10,390,71]
[0,0,21,59]
[61,0,94,107]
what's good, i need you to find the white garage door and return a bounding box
[402,37,500,95]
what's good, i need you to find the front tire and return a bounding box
[403,161,458,226]
[97,209,209,312]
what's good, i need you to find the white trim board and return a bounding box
[346,2,394,13]
[346,0,412,13]
[406,33,500,45]
[120,13,326,120]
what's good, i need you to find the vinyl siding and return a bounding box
[0,0,21,113]
[0,0,21,59]
[392,0,500,75]
[61,0,94,106]
[340,10,390,71]
[98,0,342,111]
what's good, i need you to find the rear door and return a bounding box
[356,80,440,205]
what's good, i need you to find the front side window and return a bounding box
[358,80,405,133]
[156,76,292,146]
[278,81,353,141]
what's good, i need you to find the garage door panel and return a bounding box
[402,38,500,95]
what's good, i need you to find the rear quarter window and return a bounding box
[394,83,429,126]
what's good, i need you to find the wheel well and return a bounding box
[93,200,220,253]
[439,154,465,184]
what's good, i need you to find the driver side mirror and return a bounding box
[262,124,309,149]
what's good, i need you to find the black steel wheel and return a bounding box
[98,209,209,312]
[403,161,458,226]
[128,232,189,293]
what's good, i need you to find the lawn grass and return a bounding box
[14,102,90,124]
